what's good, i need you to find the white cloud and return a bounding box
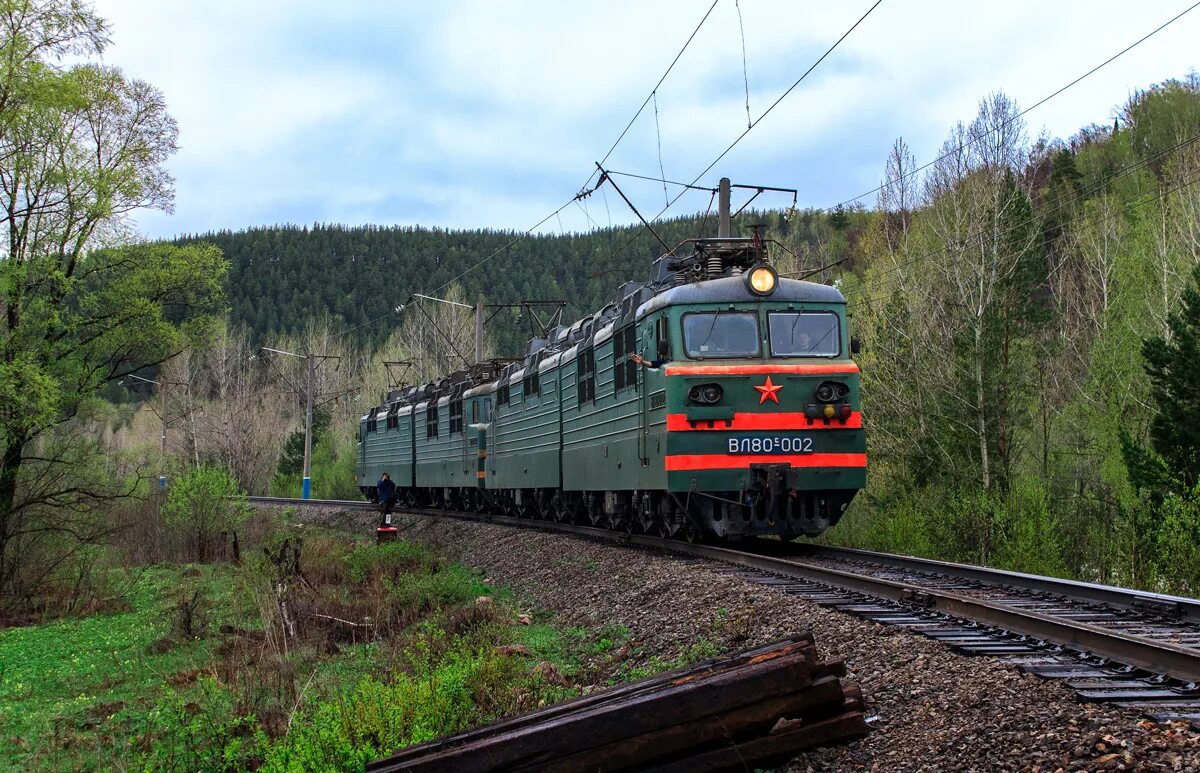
[90,0,1200,238]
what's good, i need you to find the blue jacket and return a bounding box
[377,477,397,502]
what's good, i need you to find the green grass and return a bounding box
[0,523,735,772]
[0,531,655,772]
[0,564,246,771]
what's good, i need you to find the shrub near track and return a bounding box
[0,528,614,771]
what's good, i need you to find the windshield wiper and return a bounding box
[789,312,807,352]
[698,313,721,352]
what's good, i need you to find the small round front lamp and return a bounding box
[746,264,778,296]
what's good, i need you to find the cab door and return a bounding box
[468,397,490,490]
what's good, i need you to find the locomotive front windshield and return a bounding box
[683,312,760,358]
[768,312,840,357]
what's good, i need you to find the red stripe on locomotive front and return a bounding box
[664,363,860,376]
[664,453,868,471]
[665,412,863,432]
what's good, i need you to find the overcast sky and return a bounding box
[90,1,1199,240]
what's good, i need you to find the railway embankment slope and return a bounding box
[285,504,1200,771]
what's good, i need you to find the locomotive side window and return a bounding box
[497,383,509,406]
[366,415,377,433]
[613,325,637,393]
[426,404,439,438]
[523,370,539,398]
[682,312,760,358]
[624,326,637,388]
[614,326,625,392]
[449,399,463,435]
[768,312,840,357]
[576,347,595,405]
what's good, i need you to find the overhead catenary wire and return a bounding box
[578,0,722,196]
[792,130,1200,356]
[331,4,722,345]
[735,0,751,129]
[617,1,1196,229]
[830,1,1200,215]
[851,130,1200,296]
[653,0,886,221]
[653,90,669,207]
[338,0,1198,347]
[840,164,1200,407]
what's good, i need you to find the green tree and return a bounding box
[1122,263,1200,494]
[162,466,249,561]
[276,405,331,476]
[0,1,227,604]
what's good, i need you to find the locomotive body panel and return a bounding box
[491,373,561,490]
[357,405,414,494]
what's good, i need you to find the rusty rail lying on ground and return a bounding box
[364,635,867,772]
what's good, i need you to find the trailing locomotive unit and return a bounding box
[356,232,864,538]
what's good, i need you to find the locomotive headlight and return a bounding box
[746,265,777,296]
[687,383,723,404]
[814,381,850,403]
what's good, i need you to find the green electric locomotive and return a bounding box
[357,234,865,539]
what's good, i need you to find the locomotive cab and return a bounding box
[642,239,865,538]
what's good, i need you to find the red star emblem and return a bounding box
[754,376,782,404]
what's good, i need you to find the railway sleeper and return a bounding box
[729,568,1200,729]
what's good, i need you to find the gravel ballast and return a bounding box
[282,506,1200,772]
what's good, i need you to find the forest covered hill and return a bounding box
[176,206,861,356]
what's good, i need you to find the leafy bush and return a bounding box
[262,644,530,771]
[1150,485,1200,594]
[163,466,250,561]
[135,676,268,771]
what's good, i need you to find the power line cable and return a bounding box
[653,90,669,207]
[653,0,885,221]
[789,130,1200,356]
[735,0,751,129]
[578,0,722,194]
[831,1,1200,213]
[851,130,1200,294]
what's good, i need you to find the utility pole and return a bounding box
[303,353,315,499]
[120,373,176,491]
[161,382,168,491]
[474,301,484,364]
[718,177,731,238]
[261,346,339,500]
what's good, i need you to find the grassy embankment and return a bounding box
[0,516,668,771]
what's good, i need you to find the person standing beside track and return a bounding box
[376,471,397,526]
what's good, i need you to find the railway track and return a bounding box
[247,495,1200,727]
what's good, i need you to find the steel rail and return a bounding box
[248,496,1200,682]
[798,544,1200,625]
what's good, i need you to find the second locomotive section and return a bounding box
[356,239,866,539]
